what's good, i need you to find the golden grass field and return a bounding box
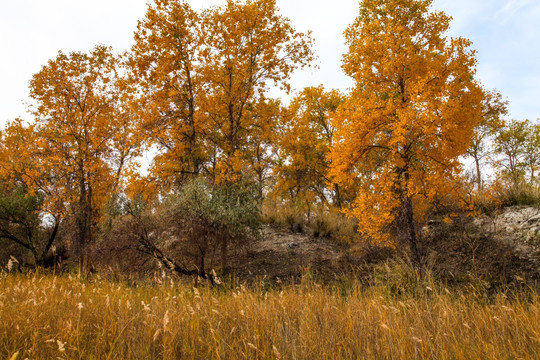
[1,270,539,360]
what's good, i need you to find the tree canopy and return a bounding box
[329,0,484,263]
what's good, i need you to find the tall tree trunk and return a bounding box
[77,166,92,276]
[37,221,59,266]
[77,174,86,275]
[473,153,483,191]
[29,245,39,267]
[333,183,342,209]
[198,246,206,278]
[186,61,199,176]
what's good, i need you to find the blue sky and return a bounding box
[434,0,540,121]
[0,0,538,126]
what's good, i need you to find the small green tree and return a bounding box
[466,90,507,191]
[167,178,261,274]
[494,119,531,188]
[523,122,540,184]
[113,178,261,280]
[0,186,59,266]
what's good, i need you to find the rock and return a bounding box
[525,214,540,226]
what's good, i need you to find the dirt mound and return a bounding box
[228,225,347,281]
[418,206,540,289]
[58,206,540,288]
[228,207,540,286]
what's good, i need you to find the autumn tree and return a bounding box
[29,45,139,273]
[274,86,344,213]
[0,120,59,266]
[242,97,282,202]
[127,0,312,270]
[494,119,540,188]
[467,89,507,191]
[130,0,313,189]
[330,0,484,266]
[523,121,540,185]
[0,120,39,192]
[199,0,313,183]
[128,0,205,188]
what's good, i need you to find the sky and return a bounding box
[0,0,539,127]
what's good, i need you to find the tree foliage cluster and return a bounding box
[0,0,537,275]
[107,177,260,280]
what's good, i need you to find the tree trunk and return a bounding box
[401,171,421,270]
[404,194,421,270]
[198,246,206,278]
[220,238,229,274]
[186,62,199,176]
[473,153,483,191]
[37,221,59,267]
[77,166,92,276]
[77,180,86,275]
[333,183,342,209]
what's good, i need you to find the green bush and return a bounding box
[107,178,262,278]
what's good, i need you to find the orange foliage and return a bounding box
[28,46,140,270]
[0,0,505,270]
[129,0,204,189]
[0,120,39,193]
[274,86,344,208]
[129,0,313,189]
[329,0,484,256]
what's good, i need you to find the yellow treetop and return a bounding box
[329,0,484,258]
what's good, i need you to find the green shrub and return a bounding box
[104,178,262,279]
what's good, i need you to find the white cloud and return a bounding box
[0,0,538,126]
[494,0,535,22]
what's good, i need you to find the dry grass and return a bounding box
[262,201,358,243]
[473,182,540,214]
[1,271,539,359]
